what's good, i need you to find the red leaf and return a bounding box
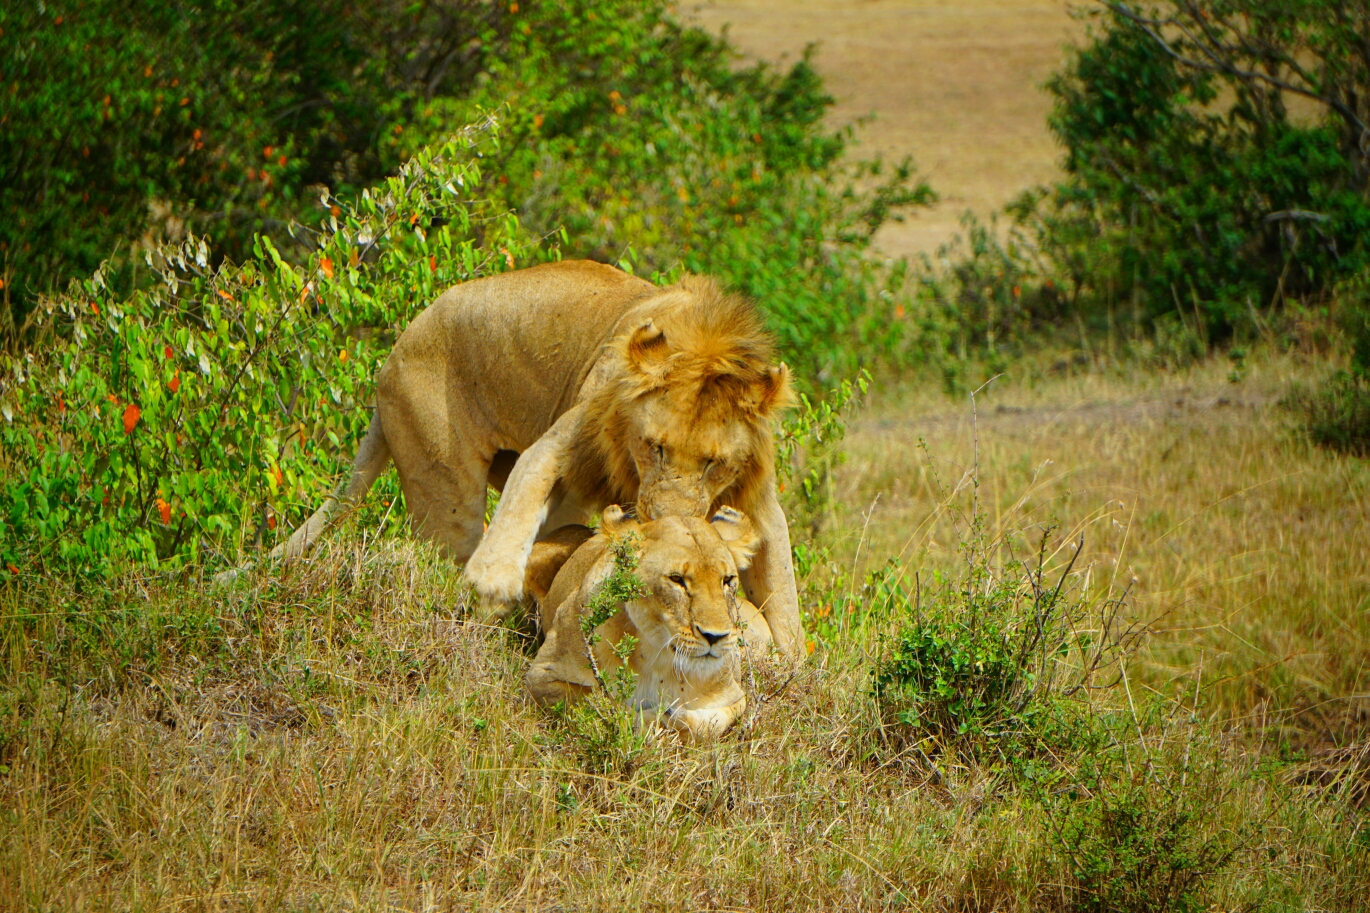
[122,403,141,435]
[168,373,181,393]
[267,514,277,530]
[164,345,174,358]
[156,498,171,525]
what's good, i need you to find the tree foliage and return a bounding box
[1018,0,1370,338]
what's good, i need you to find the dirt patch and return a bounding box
[686,0,1080,257]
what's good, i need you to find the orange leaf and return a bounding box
[533,113,544,128]
[164,345,174,358]
[216,289,234,302]
[272,465,283,487]
[267,514,277,530]
[91,302,99,315]
[278,155,286,167]
[6,564,17,575]
[156,498,171,525]
[122,403,141,434]
[168,373,180,393]
[338,349,349,363]
[429,255,437,272]
[320,257,334,279]
[806,640,816,655]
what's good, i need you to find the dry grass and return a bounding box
[2,347,1368,910]
[838,346,1370,742]
[686,0,1079,257]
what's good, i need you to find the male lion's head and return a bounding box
[600,504,760,664]
[570,276,793,520]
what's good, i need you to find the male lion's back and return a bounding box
[379,260,654,450]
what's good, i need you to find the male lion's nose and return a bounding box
[696,625,729,647]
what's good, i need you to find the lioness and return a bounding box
[525,506,769,741]
[279,260,803,656]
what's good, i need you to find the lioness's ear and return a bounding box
[755,362,795,417]
[625,320,669,372]
[709,506,761,571]
[600,504,641,538]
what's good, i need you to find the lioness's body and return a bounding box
[279,260,803,656]
[526,508,770,741]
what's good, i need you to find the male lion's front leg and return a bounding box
[465,405,584,621]
[740,491,803,659]
[664,696,746,742]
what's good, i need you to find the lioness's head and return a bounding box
[601,504,760,662]
[571,276,793,520]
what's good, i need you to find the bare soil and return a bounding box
[686,0,1080,257]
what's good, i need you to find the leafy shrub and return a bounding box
[1288,274,1370,455]
[1041,725,1254,913]
[870,518,1141,759]
[3,0,932,383]
[1019,1,1370,339]
[0,120,537,577]
[1288,371,1370,456]
[0,0,518,325]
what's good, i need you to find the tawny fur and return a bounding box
[525,507,772,742]
[274,260,805,658]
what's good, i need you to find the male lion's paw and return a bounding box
[464,548,527,616]
[476,593,519,624]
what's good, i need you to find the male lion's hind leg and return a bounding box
[273,411,392,562]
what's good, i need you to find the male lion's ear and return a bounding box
[754,362,795,417]
[600,504,641,538]
[709,506,761,571]
[625,320,669,373]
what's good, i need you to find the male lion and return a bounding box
[525,506,769,742]
[278,260,803,656]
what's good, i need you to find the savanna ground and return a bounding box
[4,2,1370,909]
[5,343,1367,909]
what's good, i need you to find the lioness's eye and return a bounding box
[653,443,665,461]
[703,458,714,474]
[668,573,686,587]
[724,575,737,588]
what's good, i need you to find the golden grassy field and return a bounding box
[3,3,1368,909]
[3,344,1367,909]
[688,0,1079,257]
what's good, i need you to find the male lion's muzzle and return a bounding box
[637,478,711,520]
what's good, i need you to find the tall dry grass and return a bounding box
[2,346,1367,910]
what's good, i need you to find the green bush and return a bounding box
[3,0,931,383]
[0,122,537,577]
[1,0,510,325]
[1018,1,1370,339]
[1041,725,1253,913]
[870,522,1140,759]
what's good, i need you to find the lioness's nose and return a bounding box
[696,625,729,646]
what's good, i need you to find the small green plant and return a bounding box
[1287,371,1370,456]
[549,528,653,776]
[1040,724,1254,913]
[776,368,869,538]
[870,527,1137,758]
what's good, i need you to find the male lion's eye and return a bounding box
[668,573,687,587]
